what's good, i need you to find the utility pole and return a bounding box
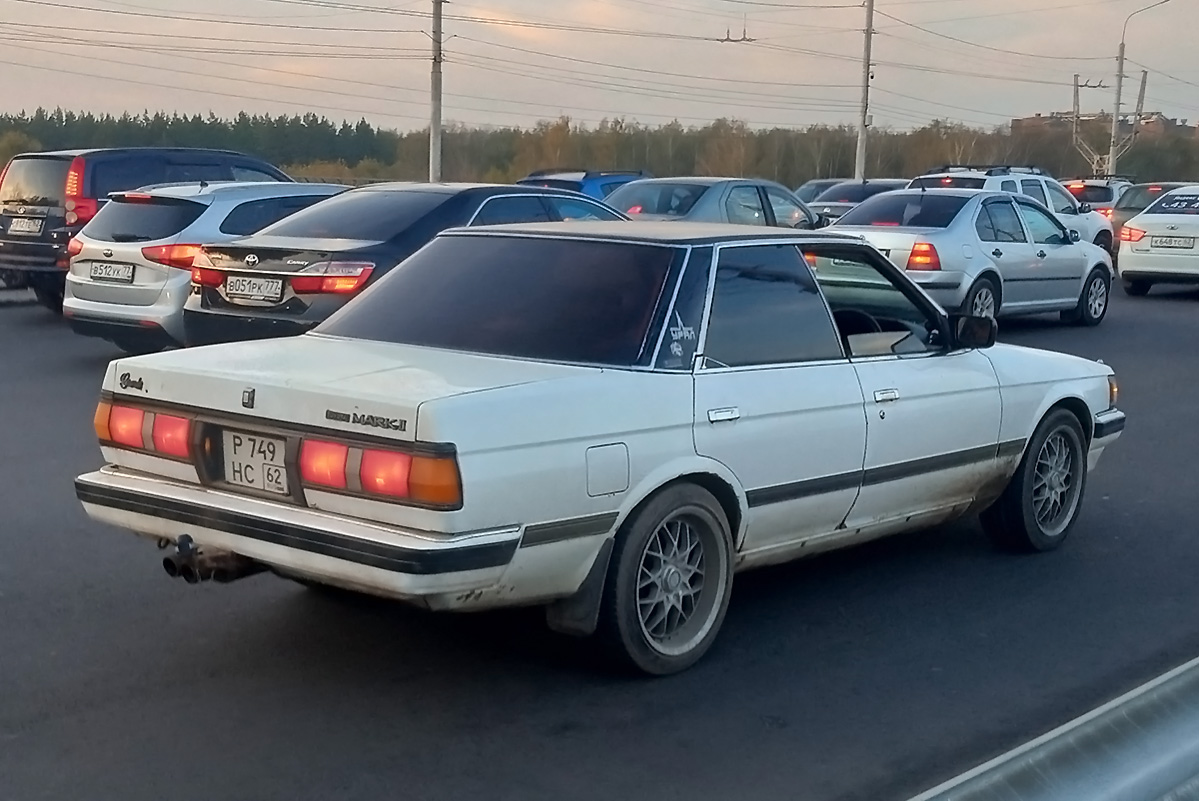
[429,0,444,182]
[854,0,875,180]
[1072,74,1107,175]
[1107,40,1125,175]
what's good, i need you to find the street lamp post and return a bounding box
[1109,0,1173,175]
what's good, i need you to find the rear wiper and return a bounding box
[109,233,153,242]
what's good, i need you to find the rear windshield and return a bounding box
[835,193,969,227]
[1065,184,1114,204]
[813,182,902,203]
[607,182,707,216]
[260,189,450,240]
[909,176,986,190]
[0,157,70,205]
[318,235,678,366]
[795,180,841,202]
[1144,193,1199,215]
[1116,185,1182,211]
[81,197,206,242]
[517,179,583,193]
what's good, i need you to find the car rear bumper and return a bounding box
[905,270,969,310]
[62,291,186,345]
[75,467,525,605]
[1118,250,1199,282]
[183,307,320,346]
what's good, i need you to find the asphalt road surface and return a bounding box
[2,285,1197,801]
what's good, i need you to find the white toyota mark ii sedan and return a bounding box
[76,222,1126,675]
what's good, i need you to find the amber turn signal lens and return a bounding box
[409,455,462,507]
[93,400,112,442]
[1108,376,1119,408]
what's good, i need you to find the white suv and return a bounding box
[910,166,1115,254]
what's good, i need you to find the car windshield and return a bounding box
[1144,192,1199,215]
[0,157,71,205]
[834,193,969,227]
[607,182,707,216]
[258,188,451,240]
[1117,185,1182,211]
[318,234,679,366]
[1065,184,1114,204]
[813,182,903,203]
[909,176,986,190]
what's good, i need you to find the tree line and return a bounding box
[0,108,1197,186]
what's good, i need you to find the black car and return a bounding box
[809,179,909,221]
[183,182,629,346]
[0,147,290,311]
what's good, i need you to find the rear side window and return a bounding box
[835,194,968,227]
[1145,193,1199,215]
[1020,180,1049,207]
[218,195,336,236]
[471,195,552,225]
[261,189,451,240]
[0,157,71,204]
[909,176,986,189]
[165,162,230,183]
[984,201,1027,242]
[1001,180,1017,193]
[1066,184,1113,204]
[91,158,167,197]
[81,197,206,242]
[318,235,678,366]
[608,182,707,216]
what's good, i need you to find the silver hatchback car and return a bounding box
[606,177,826,229]
[63,181,346,353]
[832,188,1113,326]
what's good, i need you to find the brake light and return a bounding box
[300,440,349,489]
[941,177,953,185]
[143,244,202,270]
[190,267,224,287]
[67,237,84,258]
[627,205,643,214]
[360,449,412,498]
[64,157,97,226]
[1149,186,1162,192]
[1100,208,1114,219]
[1120,227,1146,242]
[120,192,154,203]
[151,414,191,459]
[906,242,941,270]
[107,405,145,449]
[291,262,374,295]
[870,221,900,226]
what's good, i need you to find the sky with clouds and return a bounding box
[2,0,1195,132]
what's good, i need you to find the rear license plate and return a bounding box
[226,275,284,302]
[1150,236,1194,249]
[8,217,43,235]
[222,430,288,495]
[89,262,134,283]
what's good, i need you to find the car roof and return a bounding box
[618,176,748,187]
[14,147,267,159]
[443,220,866,245]
[131,181,346,199]
[871,187,997,199]
[351,182,598,197]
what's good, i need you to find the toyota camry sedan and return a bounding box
[76,222,1125,675]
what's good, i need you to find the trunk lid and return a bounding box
[105,334,599,443]
[1124,213,1199,256]
[0,155,73,265]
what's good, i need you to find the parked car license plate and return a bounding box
[222,430,288,495]
[226,275,284,302]
[89,262,134,283]
[1150,236,1195,249]
[8,217,42,235]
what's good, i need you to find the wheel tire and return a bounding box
[596,484,734,676]
[31,280,64,314]
[981,409,1088,553]
[1061,268,1110,326]
[963,276,1000,319]
[1122,279,1151,296]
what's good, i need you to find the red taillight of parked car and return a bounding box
[1120,227,1146,242]
[906,242,941,271]
[143,244,203,270]
[95,400,194,459]
[64,157,97,227]
[359,449,412,498]
[299,440,350,489]
[299,436,462,508]
[1100,208,1114,219]
[151,414,192,459]
[290,262,374,295]
[190,267,225,288]
[67,237,84,258]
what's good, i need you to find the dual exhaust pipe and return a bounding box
[162,535,266,584]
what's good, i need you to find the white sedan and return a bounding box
[75,222,1126,675]
[1117,185,1199,295]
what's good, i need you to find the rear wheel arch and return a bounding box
[977,268,1004,306]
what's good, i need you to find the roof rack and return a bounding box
[522,168,653,179]
[1081,174,1137,182]
[925,164,1048,177]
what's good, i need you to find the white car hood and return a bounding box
[102,334,601,442]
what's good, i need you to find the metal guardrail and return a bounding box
[908,654,1199,801]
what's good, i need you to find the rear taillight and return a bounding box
[67,238,84,258]
[107,405,145,449]
[143,244,202,270]
[64,157,97,226]
[151,414,192,459]
[299,440,349,489]
[95,400,194,459]
[906,242,941,270]
[190,267,225,287]
[300,437,462,508]
[359,449,412,497]
[1121,227,1146,242]
[0,160,11,190]
[290,261,374,295]
[627,205,643,214]
[1100,208,1114,219]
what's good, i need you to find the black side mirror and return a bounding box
[1078,203,1092,214]
[952,314,997,349]
[1069,229,1081,243]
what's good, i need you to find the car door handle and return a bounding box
[707,407,741,423]
[873,388,900,403]
[991,248,1003,258]
[1037,250,1047,258]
